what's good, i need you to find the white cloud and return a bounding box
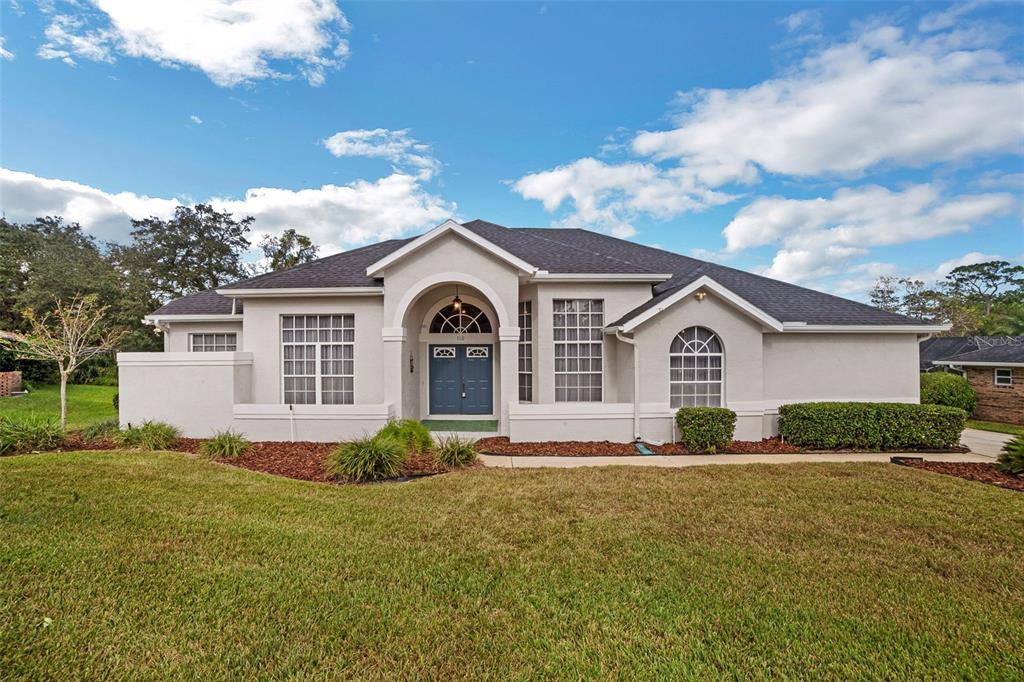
[0,168,181,241]
[632,26,1023,185]
[322,128,440,180]
[189,114,203,125]
[0,37,14,60]
[512,157,735,238]
[918,1,985,32]
[928,250,1002,280]
[0,167,454,248]
[722,184,1016,283]
[780,9,822,34]
[36,0,351,87]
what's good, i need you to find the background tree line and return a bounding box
[0,205,318,384]
[869,261,1024,336]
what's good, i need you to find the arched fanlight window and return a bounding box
[430,303,492,334]
[670,326,723,408]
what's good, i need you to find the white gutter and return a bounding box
[615,329,641,441]
[142,314,243,323]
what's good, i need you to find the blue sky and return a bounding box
[1,0,1021,300]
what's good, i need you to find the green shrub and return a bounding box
[0,415,65,455]
[82,418,120,442]
[996,434,1024,476]
[778,402,966,450]
[112,393,119,410]
[326,434,407,482]
[920,372,977,413]
[377,419,434,453]
[200,429,250,459]
[115,421,180,451]
[675,407,736,453]
[435,435,478,468]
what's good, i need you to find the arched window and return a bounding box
[670,326,723,408]
[430,303,492,334]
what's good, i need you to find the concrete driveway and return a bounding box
[960,428,1013,458]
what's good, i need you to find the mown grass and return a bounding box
[968,418,1024,436]
[1,452,1022,679]
[0,384,117,430]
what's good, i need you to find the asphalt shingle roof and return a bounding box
[152,219,936,327]
[935,340,1024,365]
[151,290,240,316]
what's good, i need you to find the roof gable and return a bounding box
[365,219,537,276]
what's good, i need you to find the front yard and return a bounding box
[0,384,117,430]
[2,451,1022,678]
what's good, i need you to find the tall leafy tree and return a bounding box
[943,261,1024,315]
[256,229,318,273]
[124,204,254,298]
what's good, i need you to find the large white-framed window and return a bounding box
[190,333,237,352]
[518,301,533,402]
[553,299,603,402]
[670,326,723,408]
[994,368,1013,387]
[281,314,354,405]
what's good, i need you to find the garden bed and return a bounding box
[51,436,452,483]
[476,437,802,456]
[894,459,1023,493]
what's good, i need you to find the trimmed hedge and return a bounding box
[675,407,736,453]
[920,372,977,413]
[778,402,966,450]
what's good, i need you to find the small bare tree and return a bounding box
[0,295,125,427]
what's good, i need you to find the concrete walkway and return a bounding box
[479,427,1008,469]
[960,428,1013,457]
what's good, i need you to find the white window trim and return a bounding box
[670,327,725,409]
[280,314,355,405]
[518,301,533,403]
[189,332,237,352]
[553,299,604,403]
[994,368,1014,387]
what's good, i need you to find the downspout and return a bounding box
[615,328,641,441]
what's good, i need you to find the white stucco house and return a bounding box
[117,219,946,442]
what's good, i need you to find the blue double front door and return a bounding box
[429,344,493,415]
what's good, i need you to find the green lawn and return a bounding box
[2,453,1022,679]
[0,384,117,430]
[967,418,1024,437]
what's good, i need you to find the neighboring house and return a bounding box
[118,219,945,442]
[931,338,1024,425]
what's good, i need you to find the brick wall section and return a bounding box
[965,366,1024,425]
[0,371,22,397]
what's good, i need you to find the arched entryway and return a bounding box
[398,283,502,421]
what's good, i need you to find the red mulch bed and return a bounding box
[57,436,450,484]
[476,436,802,456]
[896,459,1024,493]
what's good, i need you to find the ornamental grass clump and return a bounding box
[327,433,407,482]
[996,434,1024,476]
[920,372,977,413]
[82,418,120,443]
[435,435,478,468]
[377,419,434,454]
[200,429,250,459]
[0,414,65,455]
[675,407,736,453]
[115,421,180,451]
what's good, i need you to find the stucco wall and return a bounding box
[762,333,920,405]
[241,296,385,404]
[118,352,252,437]
[163,320,243,352]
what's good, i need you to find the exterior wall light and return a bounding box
[694,291,707,301]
